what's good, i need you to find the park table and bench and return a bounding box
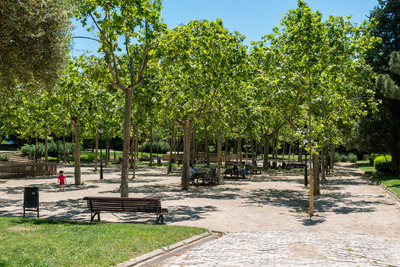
[83,196,169,224]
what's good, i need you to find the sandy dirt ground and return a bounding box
[0,162,399,238]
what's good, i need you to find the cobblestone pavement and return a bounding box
[159,231,400,266]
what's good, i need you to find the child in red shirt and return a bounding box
[58,171,66,191]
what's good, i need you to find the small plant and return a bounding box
[374,155,392,172]
[0,154,9,161]
[340,154,348,162]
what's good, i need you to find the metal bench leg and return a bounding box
[91,211,100,222]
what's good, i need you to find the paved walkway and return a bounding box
[1,162,400,266]
[159,231,400,266]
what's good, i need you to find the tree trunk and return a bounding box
[274,131,279,167]
[94,131,99,171]
[181,120,191,190]
[297,146,302,162]
[250,131,256,169]
[313,153,320,195]
[321,146,326,185]
[149,127,153,167]
[132,124,138,179]
[391,141,400,175]
[330,143,335,168]
[217,125,222,179]
[121,89,133,197]
[167,123,174,174]
[237,134,243,167]
[34,135,38,162]
[263,135,271,169]
[288,139,293,164]
[205,126,210,166]
[130,124,135,169]
[72,123,81,185]
[191,124,196,162]
[45,131,48,162]
[63,134,67,163]
[106,136,110,165]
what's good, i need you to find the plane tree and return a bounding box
[74,0,166,196]
[251,0,378,213]
[157,19,247,190]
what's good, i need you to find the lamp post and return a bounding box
[303,124,308,187]
[98,126,104,180]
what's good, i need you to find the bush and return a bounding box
[369,153,381,166]
[334,152,341,162]
[21,142,74,159]
[0,154,9,161]
[139,141,170,154]
[347,153,358,163]
[48,141,74,157]
[374,155,392,172]
[20,143,45,160]
[340,154,348,162]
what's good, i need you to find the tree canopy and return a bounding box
[0,0,71,91]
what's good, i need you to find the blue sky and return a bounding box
[71,0,378,55]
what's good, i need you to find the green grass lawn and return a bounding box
[357,160,400,198]
[0,217,207,266]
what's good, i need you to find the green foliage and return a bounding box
[48,141,73,157]
[20,142,74,159]
[20,143,45,159]
[0,216,207,267]
[376,51,400,101]
[347,153,358,163]
[0,154,9,161]
[374,155,392,172]
[139,141,170,154]
[335,152,357,163]
[334,152,342,162]
[0,0,71,91]
[369,153,381,166]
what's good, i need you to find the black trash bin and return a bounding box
[23,187,39,218]
[157,157,162,166]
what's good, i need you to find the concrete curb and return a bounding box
[377,182,400,206]
[115,231,219,267]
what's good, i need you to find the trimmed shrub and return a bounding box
[340,154,348,162]
[0,154,9,161]
[374,155,392,172]
[347,153,358,163]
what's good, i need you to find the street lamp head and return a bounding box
[98,126,104,134]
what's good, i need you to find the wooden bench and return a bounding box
[83,196,168,224]
[286,163,306,169]
[223,168,241,179]
[191,171,219,185]
[244,164,261,175]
